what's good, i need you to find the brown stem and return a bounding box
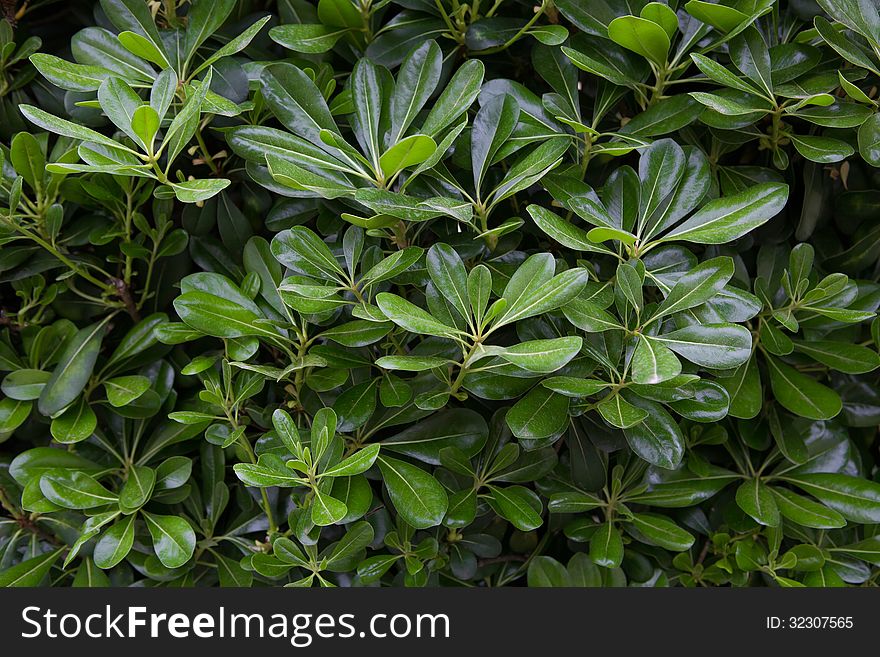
[112,277,141,321]
[695,539,711,566]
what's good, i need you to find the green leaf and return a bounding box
[783,473,880,523]
[690,53,764,96]
[730,27,774,96]
[234,454,302,487]
[650,257,734,322]
[500,337,583,374]
[37,320,106,416]
[375,355,450,372]
[155,457,192,490]
[689,91,770,116]
[131,104,160,152]
[311,489,348,526]
[183,0,235,61]
[622,396,685,469]
[793,340,880,374]
[590,522,623,568]
[834,536,880,566]
[10,131,46,191]
[655,323,752,369]
[421,59,484,137]
[50,397,97,444]
[528,556,570,587]
[117,32,170,67]
[163,67,214,164]
[101,0,169,63]
[858,113,880,166]
[377,455,448,529]
[142,511,196,568]
[379,134,437,178]
[492,138,568,203]
[94,514,136,569]
[542,376,610,397]
[20,104,132,152]
[628,513,695,551]
[390,40,441,142]
[607,15,670,66]
[426,243,471,323]
[766,356,842,420]
[119,465,156,513]
[376,293,462,339]
[174,291,272,339]
[97,76,143,147]
[381,409,488,464]
[487,485,543,531]
[597,392,648,429]
[790,134,854,163]
[495,267,589,328]
[662,183,788,244]
[168,179,231,203]
[507,386,570,439]
[0,549,63,587]
[30,53,113,92]
[2,369,51,401]
[631,335,681,384]
[40,470,117,509]
[770,487,846,529]
[321,443,380,478]
[640,2,678,39]
[269,24,352,54]
[194,15,270,75]
[685,0,749,32]
[549,491,604,513]
[9,447,103,485]
[735,479,780,526]
[527,205,612,254]
[587,226,637,246]
[814,16,880,77]
[104,375,151,407]
[216,552,254,587]
[471,93,519,192]
[0,398,31,435]
[352,58,384,170]
[718,354,763,419]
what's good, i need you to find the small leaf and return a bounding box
[377,455,448,529]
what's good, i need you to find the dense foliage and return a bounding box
[1,0,879,588]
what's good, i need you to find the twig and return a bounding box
[112,277,141,321]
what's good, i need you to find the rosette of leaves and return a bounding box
[28,0,268,115]
[270,0,567,63]
[687,26,871,169]
[229,39,571,249]
[229,41,483,227]
[543,453,698,577]
[20,67,231,202]
[721,242,879,425]
[557,0,775,108]
[232,407,382,528]
[559,2,875,169]
[519,139,786,463]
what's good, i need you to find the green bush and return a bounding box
[1,0,879,588]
